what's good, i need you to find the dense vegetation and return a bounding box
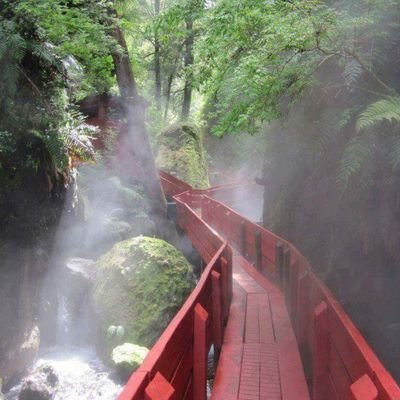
[1,0,400,387]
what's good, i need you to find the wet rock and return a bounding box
[93,236,195,353]
[59,258,96,298]
[155,123,209,189]
[19,364,58,400]
[4,326,41,387]
[111,343,149,380]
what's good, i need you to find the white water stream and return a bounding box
[6,346,121,400]
[6,294,122,399]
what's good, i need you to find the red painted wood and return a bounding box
[350,374,378,400]
[220,258,230,324]
[211,344,243,400]
[170,345,193,400]
[144,372,175,400]
[212,271,223,351]
[193,304,209,400]
[313,301,329,400]
[121,171,400,400]
[119,372,149,400]
[328,342,352,400]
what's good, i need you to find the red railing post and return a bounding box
[312,301,329,400]
[220,257,230,324]
[289,260,299,323]
[240,221,247,256]
[212,271,223,360]
[255,231,262,271]
[144,372,175,400]
[225,211,231,237]
[193,303,209,400]
[283,245,291,299]
[275,242,284,282]
[296,270,310,344]
[350,374,378,400]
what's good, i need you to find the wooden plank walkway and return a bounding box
[211,252,310,400]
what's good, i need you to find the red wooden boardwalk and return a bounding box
[211,252,309,400]
[119,171,400,400]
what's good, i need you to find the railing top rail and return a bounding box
[199,191,400,398]
[122,170,400,400]
[119,189,228,399]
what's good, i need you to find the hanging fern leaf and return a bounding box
[337,134,373,191]
[343,59,363,86]
[388,135,400,171]
[357,96,400,131]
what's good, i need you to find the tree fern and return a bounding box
[357,96,400,131]
[388,135,400,171]
[337,134,373,191]
[343,59,363,86]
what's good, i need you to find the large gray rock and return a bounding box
[58,257,96,298]
[92,236,196,352]
[19,364,58,400]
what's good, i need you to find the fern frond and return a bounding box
[317,108,353,152]
[388,135,400,171]
[343,59,363,86]
[357,96,400,131]
[337,134,372,190]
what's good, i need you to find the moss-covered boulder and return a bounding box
[111,343,149,379]
[92,236,195,350]
[155,123,209,189]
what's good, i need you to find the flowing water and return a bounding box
[6,293,122,399]
[5,346,122,400]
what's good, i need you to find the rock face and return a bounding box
[0,244,44,387]
[92,236,195,350]
[70,170,156,259]
[156,123,209,189]
[111,343,149,380]
[58,257,96,299]
[19,365,58,400]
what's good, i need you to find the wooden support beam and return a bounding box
[224,211,230,236]
[283,245,291,301]
[255,231,262,271]
[220,257,230,324]
[212,271,223,359]
[193,303,209,400]
[240,221,247,256]
[289,260,299,324]
[275,242,284,283]
[145,372,175,400]
[312,301,329,400]
[296,271,310,344]
[350,374,378,400]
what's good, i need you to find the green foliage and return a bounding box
[337,133,373,191]
[357,97,400,131]
[197,0,334,136]
[13,0,118,98]
[0,0,111,174]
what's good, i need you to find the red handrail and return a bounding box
[119,187,232,400]
[200,193,400,400]
[120,171,400,400]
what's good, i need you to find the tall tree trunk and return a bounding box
[154,0,162,111]
[111,26,137,99]
[182,16,194,120]
[111,24,169,236]
[164,52,180,121]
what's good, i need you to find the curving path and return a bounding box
[119,171,400,400]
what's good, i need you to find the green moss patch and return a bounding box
[93,236,195,349]
[155,123,209,189]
